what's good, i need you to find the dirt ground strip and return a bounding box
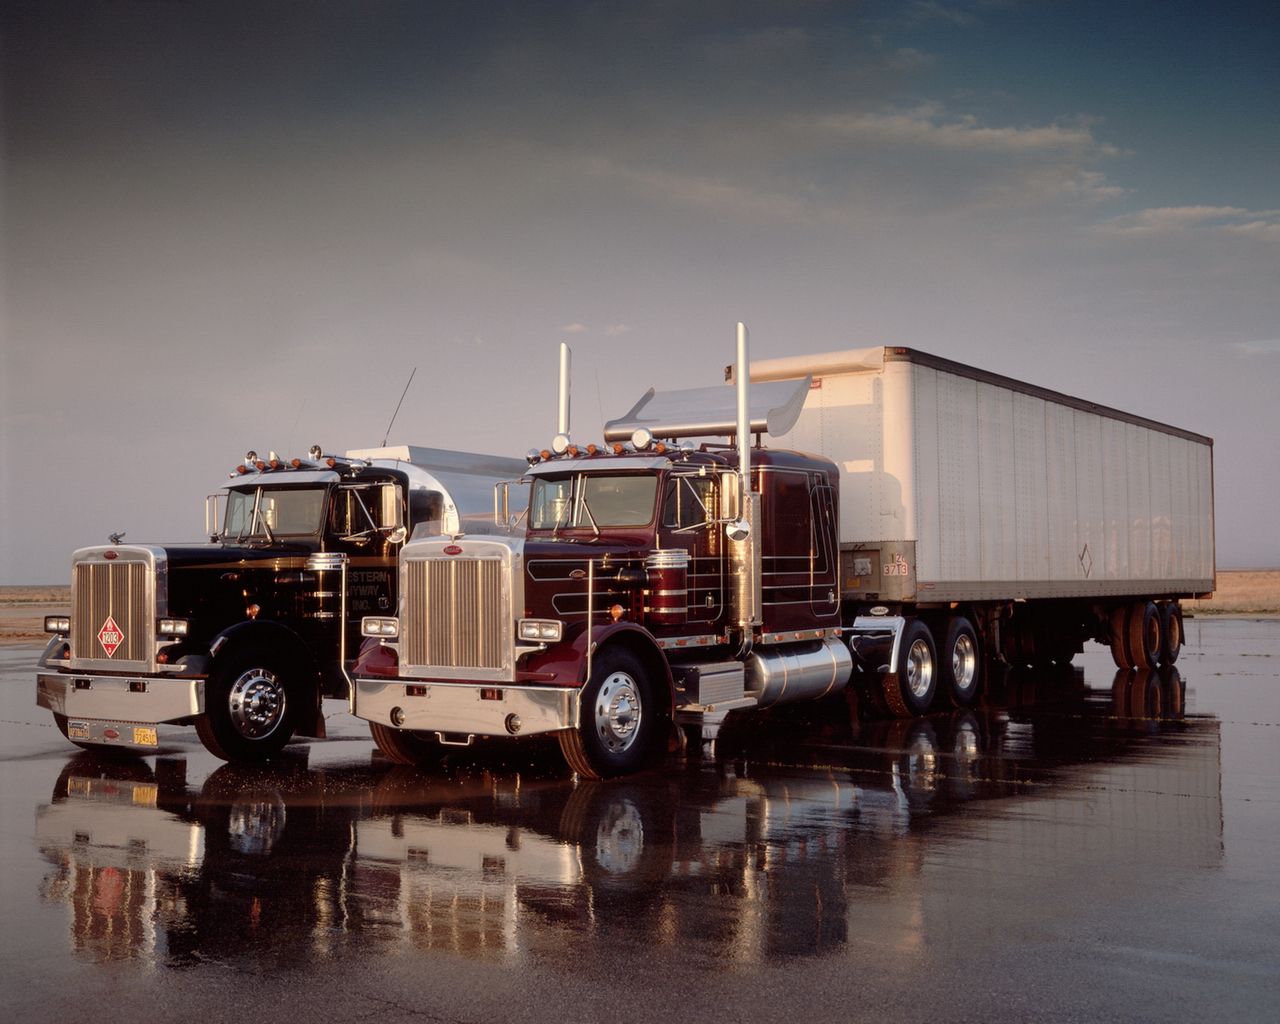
[0,586,70,645]
[2,571,1277,646]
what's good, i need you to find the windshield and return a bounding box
[224,487,327,539]
[530,474,659,530]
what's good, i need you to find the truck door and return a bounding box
[659,473,725,630]
[809,482,840,619]
[330,482,402,619]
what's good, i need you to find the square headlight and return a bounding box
[362,616,400,638]
[518,619,562,643]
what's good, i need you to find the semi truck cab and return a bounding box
[38,445,527,761]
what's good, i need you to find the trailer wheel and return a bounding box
[941,617,981,706]
[883,619,937,716]
[1108,605,1132,669]
[1159,603,1183,665]
[196,647,296,762]
[559,647,660,779]
[369,721,448,767]
[1127,601,1161,670]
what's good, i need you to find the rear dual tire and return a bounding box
[1109,601,1182,670]
[882,616,980,716]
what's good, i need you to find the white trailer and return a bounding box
[739,346,1215,713]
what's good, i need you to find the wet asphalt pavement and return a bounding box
[2,619,1278,1023]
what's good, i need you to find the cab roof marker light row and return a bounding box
[526,439,640,464]
[236,443,326,474]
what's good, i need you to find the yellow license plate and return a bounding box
[131,783,160,806]
[132,726,158,746]
[68,722,90,740]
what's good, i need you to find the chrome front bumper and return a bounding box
[37,671,205,724]
[354,677,579,739]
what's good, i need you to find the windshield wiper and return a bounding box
[579,494,601,538]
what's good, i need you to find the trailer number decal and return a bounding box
[97,616,125,658]
[884,555,910,577]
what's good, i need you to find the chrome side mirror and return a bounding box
[725,518,751,543]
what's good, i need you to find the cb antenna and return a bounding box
[382,366,417,446]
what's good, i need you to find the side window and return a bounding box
[662,476,716,529]
[333,485,400,535]
[764,473,812,560]
[224,491,251,536]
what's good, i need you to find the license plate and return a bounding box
[68,722,90,740]
[132,726,158,746]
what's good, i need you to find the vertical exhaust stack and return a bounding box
[736,323,750,497]
[558,342,572,439]
[732,322,762,639]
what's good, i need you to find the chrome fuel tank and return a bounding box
[746,637,852,708]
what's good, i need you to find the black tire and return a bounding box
[1127,601,1161,670]
[940,616,981,706]
[559,647,662,779]
[886,618,937,717]
[369,721,448,767]
[897,719,940,808]
[558,782,674,890]
[1158,665,1185,717]
[1159,602,1183,665]
[195,647,297,762]
[1108,605,1131,669]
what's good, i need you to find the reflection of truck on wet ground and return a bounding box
[35,668,1220,966]
[37,444,526,761]
[354,326,1215,777]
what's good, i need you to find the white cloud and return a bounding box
[560,322,589,334]
[908,1,977,27]
[1094,206,1280,239]
[583,157,816,224]
[604,324,632,336]
[803,106,1118,158]
[1232,340,1280,357]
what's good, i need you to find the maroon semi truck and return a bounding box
[352,327,1213,778]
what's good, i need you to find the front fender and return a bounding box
[586,623,676,719]
[209,619,327,737]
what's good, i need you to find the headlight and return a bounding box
[518,619,562,642]
[158,618,190,637]
[44,615,71,634]
[362,616,400,638]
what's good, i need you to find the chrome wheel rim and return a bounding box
[595,671,642,753]
[952,633,978,695]
[906,639,934,700]
[595,798,644,874]
[228,793,287,855]
[228,667,287,739]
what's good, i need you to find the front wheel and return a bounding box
[369,721,448,767]
[559,647,662,779]
[196,649,296,762]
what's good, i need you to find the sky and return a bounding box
[2,0,1278,582]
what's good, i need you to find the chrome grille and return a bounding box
[73,561,150,663]
[404,558,505,669]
